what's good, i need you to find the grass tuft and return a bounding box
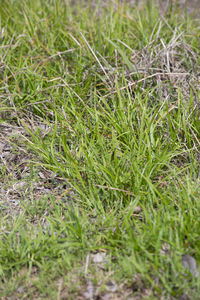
[0,0,200,299]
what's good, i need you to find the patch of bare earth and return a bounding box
[123,0,200,14]
[0,122,69,221]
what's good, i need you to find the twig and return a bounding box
[95,184,135,195]
[84,254,90,276]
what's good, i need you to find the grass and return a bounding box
[0,0,200,298]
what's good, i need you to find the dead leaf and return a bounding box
[182,255,199,278]
[91,252,107,264]
[133,206,142,213]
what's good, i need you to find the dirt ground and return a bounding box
[156,0,200,14]
[113,0,200,14]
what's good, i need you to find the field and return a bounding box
[0,0,200,299]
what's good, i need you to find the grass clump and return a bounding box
[0,0,200,299]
